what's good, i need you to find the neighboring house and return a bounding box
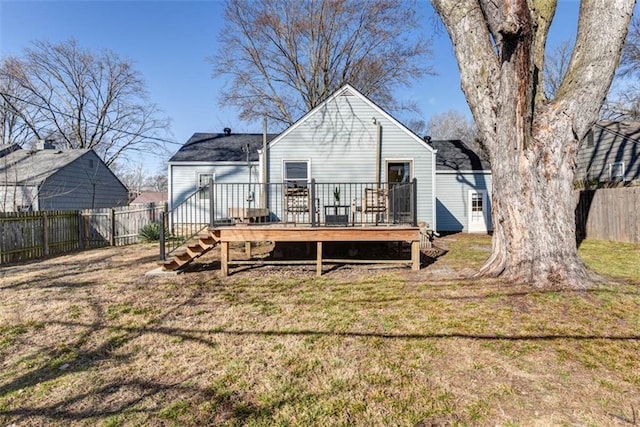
[0,143,128,211]
[431,139,493,233]
[130,191,167,205]
[576,121,640,185]
[168,85,493,233]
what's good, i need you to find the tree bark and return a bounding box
[432,0,635,288]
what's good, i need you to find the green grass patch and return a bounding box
[578,239,640,281]
[0,240,638,426]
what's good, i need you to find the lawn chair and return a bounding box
[284,186,310,224]
[363,187,388,224]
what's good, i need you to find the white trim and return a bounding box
[467,190,488,233]
[257,149,264,185]
[267,84,436,153]
[282,159,311,184]
[384,159,414,182]
[609,161,625,180]
[196,172,216,202]
[168,163,173,211]
[436,170,492,175]
[431,151,437,231]
[168,160,257,167]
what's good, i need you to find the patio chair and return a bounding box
[284,186,310,224]
[363,187,388,224]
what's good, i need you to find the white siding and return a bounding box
[169,162,260,222]
[436,172,493,232]
[0,185,39,211]
[268,91,435,225]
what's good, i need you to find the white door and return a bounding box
[468,190,488,233]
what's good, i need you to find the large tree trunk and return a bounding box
[431,0,635,288]
[478,112,593,288]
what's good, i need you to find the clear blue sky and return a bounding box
[0,0,587,172]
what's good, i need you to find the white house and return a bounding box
[168,85,493,233]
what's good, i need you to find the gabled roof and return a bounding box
[0,148,92,184]
[0,143,21,158]
[593,120,640,141]
[267,84,436,153]
[131,191,167,204]
[169,132,279,163]
[429,139,490,171]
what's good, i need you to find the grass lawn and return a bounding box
[0,234,638,426]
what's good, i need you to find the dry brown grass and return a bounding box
[0,235,638,426]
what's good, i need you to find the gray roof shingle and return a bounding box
[429,139,490,171]
[0,148,91,184]
[169,132,279,163]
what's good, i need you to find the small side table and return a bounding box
[324,205,350,226]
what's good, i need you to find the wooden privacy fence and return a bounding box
[575,186,640,244]
[0,203,166,265]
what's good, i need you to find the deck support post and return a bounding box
[316,241,323,276]
[245,241,251,257]
[411,241,420,271]
[221,241,229,276]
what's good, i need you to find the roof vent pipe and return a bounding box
[223,127,231,136]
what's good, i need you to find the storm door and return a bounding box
[386,161,412,224]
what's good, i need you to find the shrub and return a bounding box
[139,222,161,242]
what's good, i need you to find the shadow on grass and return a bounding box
[0,252,159,291]
[181,245,447,276]
[1,264,638,425]
[1,377,288,425]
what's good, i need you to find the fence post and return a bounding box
[110,208,116,246]
[209,178,215,226]
[159,211,166,261]
[42,211,49,257]
[412,178,418,227]
[77,211,84,250]
[310,178,316,227]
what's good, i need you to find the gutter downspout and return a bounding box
[261,117,268,209]
[375,119,382,188]
[432,149,437,232]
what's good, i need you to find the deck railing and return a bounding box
[160,179,417,260]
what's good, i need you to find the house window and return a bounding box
[284,161,308,187]
[198,173,214,200]
[586,130,594,147]
[387,161,411,184]
[471,192,484,221]
[609,162,625,181]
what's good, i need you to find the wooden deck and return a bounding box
[212,225,422,276]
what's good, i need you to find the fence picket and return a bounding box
[575,186,640,244]
[0,203,166,265]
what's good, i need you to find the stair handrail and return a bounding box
[159,179,213,261]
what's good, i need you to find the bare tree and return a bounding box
[214,0,433,128]
[427,109,487,160]
[427,109,477,140]
[431,0,635,288]
[603,14,640,120]
[620,13,640,76]
[0,39,170,165]
[0,69,46,146]
[114,162,168,195]
[544,40,573,99]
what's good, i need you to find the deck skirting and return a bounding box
[212,226,421,276]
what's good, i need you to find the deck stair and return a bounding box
[160,230,220,271]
